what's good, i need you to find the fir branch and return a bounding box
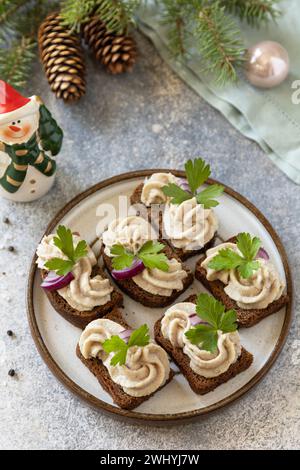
[194,2,246,85]
[221,0,281,27]
[0,36,35,89]
[0,0,28,26]
[60,0,97,32]
[61,0,141,34]
[0,0,59,90]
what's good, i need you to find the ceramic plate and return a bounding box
[27,170,293,423]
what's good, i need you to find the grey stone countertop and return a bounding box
[0,33,299,450]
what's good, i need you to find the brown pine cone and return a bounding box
[38,12,86,102]
[82,16,137,74]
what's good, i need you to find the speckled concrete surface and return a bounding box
[0,33,299,450]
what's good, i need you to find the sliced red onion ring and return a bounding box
[189,314,209,327]
[112,259,145,280]
[178,178,192,193]
[119,329,133,343]
[256,247,269,261]
[41,271,74,291]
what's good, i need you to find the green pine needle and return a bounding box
[194,2,246,85]
[0,37,35,90]
[221,0,281,27]
[60,0,141,34]
[0,0,59,91]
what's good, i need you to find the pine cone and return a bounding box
[82,16,137,75]
[38,12,86,102]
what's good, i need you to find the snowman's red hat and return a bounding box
[0,80,39,125]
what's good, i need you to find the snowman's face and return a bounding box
[0,112,39,145]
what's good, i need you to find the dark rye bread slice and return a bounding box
[130,182,217,261]
[41,266,123,329]
[194,236,289,328]
[102,243,194,308]
[76,309,174,410]
[154,315,253,395]
[165,234,217,262]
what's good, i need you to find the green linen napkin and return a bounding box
[137,0,300,184]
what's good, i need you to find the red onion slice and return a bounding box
[189,313,210,327]
[112,259,145,280]
[178,178,192,193]
[119,329,133,343]
[41,271,74,291]
[256,247,269,261]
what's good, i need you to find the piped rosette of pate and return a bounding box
[195,233,289,327]
[154,293,253,394]
[76,310,173,410]
[101,216,193,308]
[161,158,223,260]
[131,158,223,261]
[36,225,123,328]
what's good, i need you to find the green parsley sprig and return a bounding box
[162,158,224,208]
[208,232,261,279]
[185,293,238,353]
[103,324,150,366]
[44,225,88,276]
[111,240,169,272]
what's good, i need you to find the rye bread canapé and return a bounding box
[36,225,123,328]
[77,309,174,410]
[101,215,193,308]
[195,234,289,328]
[155,294,253,395]
[130,158,223,260]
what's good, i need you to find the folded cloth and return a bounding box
[137,0,300,184]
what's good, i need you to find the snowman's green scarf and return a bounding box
[0,105,63,194]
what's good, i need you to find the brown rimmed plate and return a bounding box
[27,170,293,424]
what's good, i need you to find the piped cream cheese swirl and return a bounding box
[163,197,218,251]
[133,258,187,296]
[105,343,170,397]
[79,319,124,360]
[102,216,156,256]
[79,319,170,397]
[141,172,179,206]
[161,302,241,378]
[36,234,113,311]
[201,243,285,309]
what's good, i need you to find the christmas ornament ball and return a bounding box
[245,41,289,89]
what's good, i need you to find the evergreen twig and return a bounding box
[60,0,141,34]
[0,0,58,90]
[195,2,246,84]
[0,37,35,89]
[221,0,281,27]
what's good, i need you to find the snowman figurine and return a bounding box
[0,80,63,202]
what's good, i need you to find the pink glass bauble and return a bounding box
[245,41,289,89]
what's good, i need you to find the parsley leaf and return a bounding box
[128,324,150,348]
[185,325,219,353]
[111,244,135,270]
[236,232,261,261]
[208,248,242,272]
[103,324,150,366]
[138,241,169,272]
[184,293,238,353]
[196,184,224,208]
[162,183,191,205]
[185,158,211,194]
[162,158,223,208]
[207,232,262,279]
[44,258,74,277]
[102,335,128,367]
[111,241,169,272]
[45,225,88,276]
